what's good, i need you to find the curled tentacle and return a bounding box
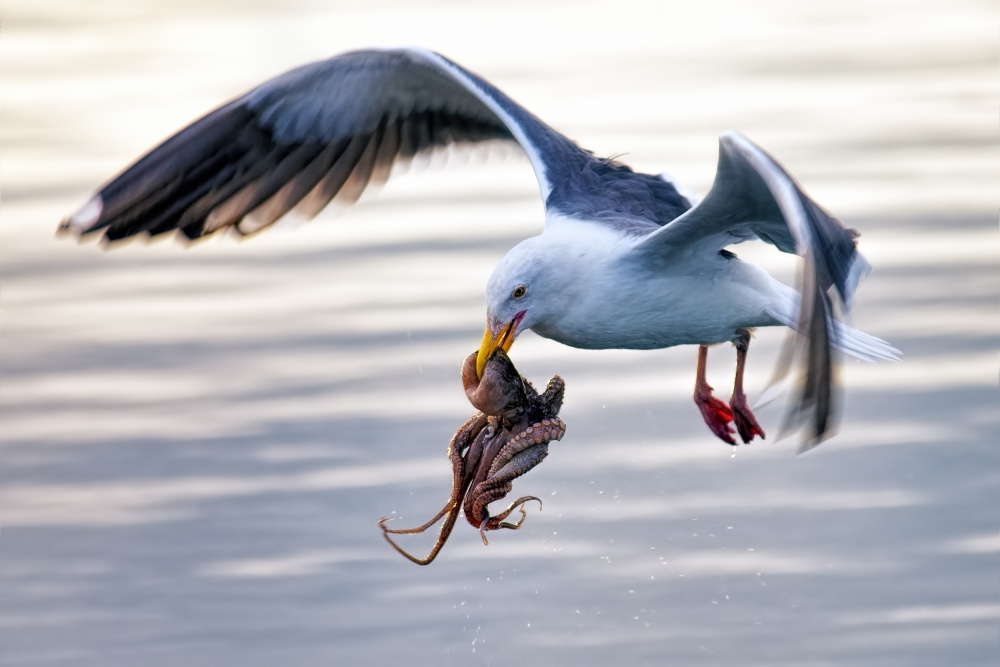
[467,481,514,531]
[479,496,543,545]
[541,376,565,415]
[489,418,566,477]
[464,432,551,531]
[381,348,565,564]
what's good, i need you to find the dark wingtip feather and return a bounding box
[772,251,844,453]
[58,51,534,245]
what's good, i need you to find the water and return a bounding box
[1,1,997,665]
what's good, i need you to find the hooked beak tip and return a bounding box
[475,328,495,379]
[475,313,523,379]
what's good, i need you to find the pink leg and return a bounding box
[693,345,736,445]
[730,330,766,444]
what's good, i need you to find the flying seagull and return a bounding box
[59,47,900,451]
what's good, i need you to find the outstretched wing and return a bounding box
[633,132,876,449]
[58,48,595,242]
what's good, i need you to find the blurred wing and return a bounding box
[59,48,592,242]
[633,132,872,448]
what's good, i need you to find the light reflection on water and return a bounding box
[1,0,997,665]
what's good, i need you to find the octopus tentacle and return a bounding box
[466,417,565,533]
[479,496,543,545]
[380,349,567,564]
[488,418,566,477]
[467,481,513,533]
[377,411,489,565]
[378,501,463,565]
[541,376,565,415]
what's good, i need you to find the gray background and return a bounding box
[2,1,997,665]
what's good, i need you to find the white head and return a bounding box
[474,235,573,377]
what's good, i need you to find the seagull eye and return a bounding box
[511,285,527,300]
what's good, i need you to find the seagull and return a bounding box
[59,47,900,451]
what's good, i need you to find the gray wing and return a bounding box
[58,48,603,242]
[636,132,869,299]
[633,132,872,449]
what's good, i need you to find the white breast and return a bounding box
[530,217,791,350]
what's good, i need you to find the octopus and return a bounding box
[379,349,566,565]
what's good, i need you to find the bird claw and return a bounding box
[694,390,737,445]
[730,395,766,444]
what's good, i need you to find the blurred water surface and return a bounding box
[1,1,997,665]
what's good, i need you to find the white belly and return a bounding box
[532,254,792,350]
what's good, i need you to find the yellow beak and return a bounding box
[475,319,518,379]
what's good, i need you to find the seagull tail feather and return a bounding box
[765,306,901,364]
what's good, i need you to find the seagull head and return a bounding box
[476,236,570,379]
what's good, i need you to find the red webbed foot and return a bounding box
[694,386,736,445]
[730,392,765,444]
